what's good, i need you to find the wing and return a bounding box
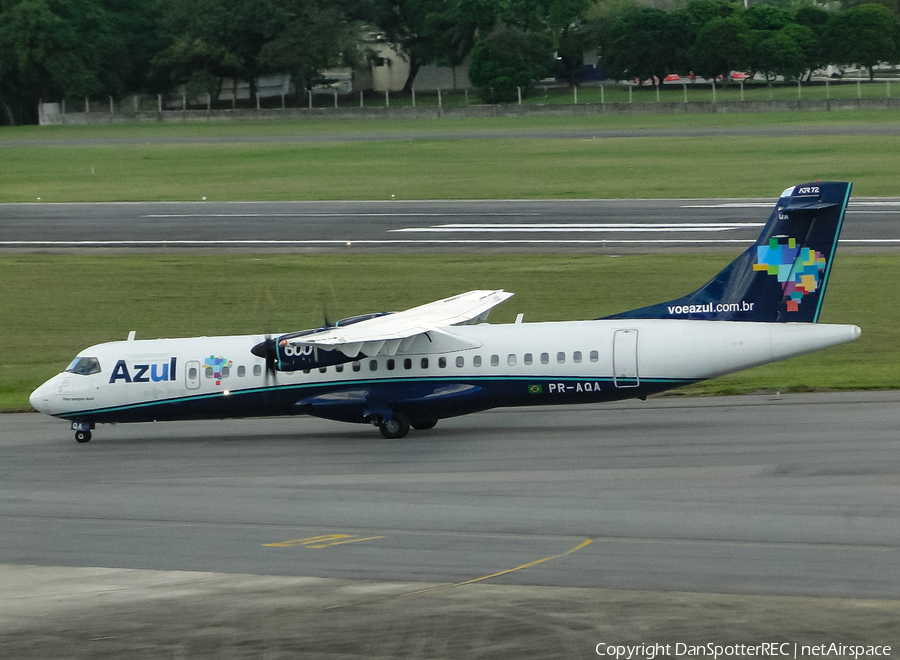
[283,289,513,358]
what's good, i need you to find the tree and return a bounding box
[259,0,363,98]
[468,24,553,102]
[751,28,807,81]
[687,14,752,85]
[827,4,899,79]
[153,0,280,102]
[0,0,124,124]
[605,7,689,85]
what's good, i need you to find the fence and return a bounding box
[38,79,900,125]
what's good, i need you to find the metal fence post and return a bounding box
[601,85,605,104]
[574,86,578,104]
[517,86,522,105]
[683,83,687,104]
[464,88,468,104]
[385,89,389,108]
[629,86,632,103]
[109,96,114,114]
[85,97,90,113]
[740,80,744,101]
[797,80,801,100]
[157,94,162,113]
[655,83,659,103]
[360,91,364,108]
[826,79,830,100]
[256,92,260,110]
[334,90,338,109]
[308,90,312,109]
[438,89,442,109]
[857,79,861,99]
[411,88,415,107]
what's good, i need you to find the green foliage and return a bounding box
[826,4,900,78]
[605,7,690,83]
[468,24,554,103]
[688,14,752,81]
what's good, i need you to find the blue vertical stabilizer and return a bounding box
[603,182,852,323]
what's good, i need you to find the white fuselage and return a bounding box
[30,319,860,425]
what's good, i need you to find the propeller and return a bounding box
[250,335,279,384]
[251,289,280,387]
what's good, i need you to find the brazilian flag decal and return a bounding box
[528,384,543,395]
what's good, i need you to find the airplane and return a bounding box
[31,181,860,443]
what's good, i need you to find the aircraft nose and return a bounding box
[29,379,54,413]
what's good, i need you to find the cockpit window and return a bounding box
[65,357,101,376]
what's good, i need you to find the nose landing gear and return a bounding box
[71,421,94,443]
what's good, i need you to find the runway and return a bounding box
[3,391,899,599]
[2,198,899,252]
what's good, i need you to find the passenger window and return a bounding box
[490,355,499,366]
[540,353,549,365]
[508,354,516,366]
[421,358,429,369]
[237,365,246,377]
[352,361,361,372]
[404,358,412,370]
[524,353,533,365]
[188,367,198,379]
[590,350,599,362]
[204,367,213,379]
[456,356,464,367]
[439,357,447,368]
[335,364,344,373]
[221,366,230,378]
[253,364,262,376]
[369,360,378,371]
[387,359,395,371]
[473,356,482,367]
[573,351,582,363]
[557,352,566,364]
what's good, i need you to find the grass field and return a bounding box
[2,254,895,412]
[2,109,900,201]
[3,133,900,202]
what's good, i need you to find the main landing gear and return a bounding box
[75,430,92,443]
[379,412,410,439]
[374,413,439,439]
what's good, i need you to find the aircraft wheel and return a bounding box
[75,430,92,443]
[410,419,437,430]
[379,413,410,439]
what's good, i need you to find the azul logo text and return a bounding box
[109,358,177,383]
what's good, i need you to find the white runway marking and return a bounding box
[4,239,896,247]
[141,212,541,218]
[391,223,764,233]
